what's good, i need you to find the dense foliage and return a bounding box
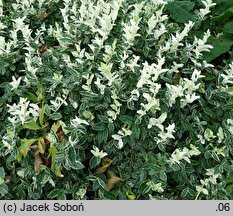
[0,0,232,200]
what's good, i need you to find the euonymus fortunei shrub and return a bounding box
[0,0,233,200]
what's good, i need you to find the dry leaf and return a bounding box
[34,150,43,173]
[96,157,112,174]
[56,126,65,142]
[173,72,181,84]
[5,175,11,184]
[40,154,50,166]
[106,170,124,191]
[37,11,48,20]
[39,44,48,54]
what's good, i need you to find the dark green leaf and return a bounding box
[166,2,196,23]
[89,156,101,169]
[48,189,63,199]
[203,34,233,62]
[97,129,109,144]
[92,122,106,131]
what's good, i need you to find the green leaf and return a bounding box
[159,170,167,182]
[139,183,150,195]
[166,2,196,23]
[92,122,106,131]
[131,124,140,140]
[68,147,84,170]
[98,115,109,123]
[89,156,101,169]
[48,145,63,177]
[212,6,233,25]
[71,160,84,170]
[126,190,136,200]
[22,120,41,130]
[57,191,66,200]
[203,34,233,62]
[221,103,233,110]
[49,112,62,120]
[223,21,233,33]
[0,167,5,180]
[226,184,233,193]
[0,183,8,197]
[181,188,189,197]
[19,138,38,157]
[48,189,63,199]
[224,176,233,184]
[44,104,51,115]
[175,1,195,12]
[127,100,134,110]
[119,115,134,124]
[97,129,109,144]
[39,104,45,127]
[97,178,106,190]
[108,122,115,133]
[26,92,38,102]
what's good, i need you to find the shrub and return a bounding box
[0,0,232,200]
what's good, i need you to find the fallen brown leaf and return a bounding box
[106,170,124,191]
[37,11,48,20]
[34,150,43,173]
[56,126,65,142]
[96,157,112,174]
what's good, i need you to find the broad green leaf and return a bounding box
[27,92,38,102]
[92,122,106,131]
[203,34,233,62]
[119,115,134,124]
[19,138,38,157]
[223,21,233,33]
[49,112,62,120]
[22,120,41,130]
[98,115,109,123]
[166,2,196,23]
[212,6,233,24]
[175,1,195,12]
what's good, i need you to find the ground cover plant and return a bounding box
[0,0,233,200]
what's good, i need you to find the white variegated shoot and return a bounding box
[91,146,108,159]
